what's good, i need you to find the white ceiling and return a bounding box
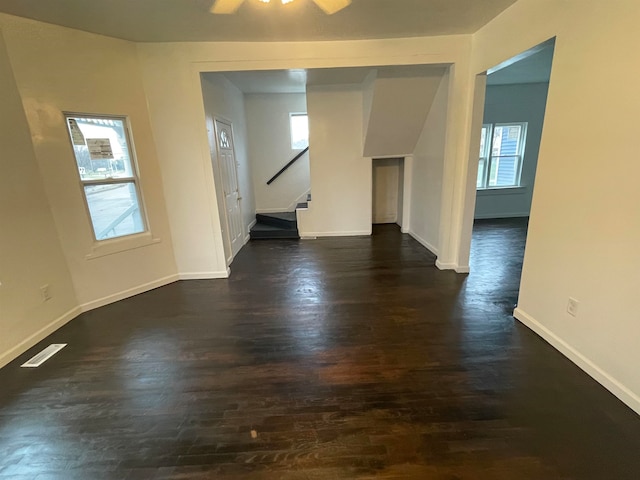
[210,64,448,94]
[0,0,519,43]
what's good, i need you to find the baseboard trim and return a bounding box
[256,208,293,214]
[301,230,371,237]
[514,307,640,415]
[80,274,180,312]
[474,212,530,220]
[179,270,229,280]
[435,260,456,271]
[0,306,82,369]
[244,220,256,245]
[408,230,438,256]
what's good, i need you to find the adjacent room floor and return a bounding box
[1,221,639,479]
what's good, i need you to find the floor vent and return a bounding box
[21,344,67,368]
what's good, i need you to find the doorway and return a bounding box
[372,158,404,226]
[468,38,555,306]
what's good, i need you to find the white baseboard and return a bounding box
[474,212,530,220]
[514,307,640,415]
[300,230,371,237]
[408,230,438,256]
[80,274,180,312]
[256,208,291,214]
[435,260,456,271]
[179,270,229,280]
[434,260,470,273]
[0,306,82,369]
[245,219,257,244]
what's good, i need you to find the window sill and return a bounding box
[476,186,527,196]
[85,232,161,260]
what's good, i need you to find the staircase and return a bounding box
[250,212,299,240]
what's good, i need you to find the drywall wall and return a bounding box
[201,74,256,254]
[244,93,309,213]
[471,0,640,413]
[0,30,78,368]
[362,70,377,143]
[136,34,472,266]
[0,14,178,305]
[364,70,446,157]
[474,82,549,219]
[299,85,369,236]
[409,71,450,255]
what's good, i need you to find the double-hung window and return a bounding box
[65,114,146,241]
[477,123,528,189]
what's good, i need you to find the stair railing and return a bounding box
[266,147,309,185]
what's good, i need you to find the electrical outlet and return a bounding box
[567,297,579,317]
[40,284,52,302]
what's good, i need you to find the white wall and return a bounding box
[244,93,309,213]
[408,71,450,255]
[0,14,178,307]
[201,74,255,253]
[474,82,549,219]
[299,85,369,236]
[0,30,78,368]
[470,0,640,413]
[363,71,445,157]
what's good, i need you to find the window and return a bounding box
[477,123,527,189]
[65,114,146,241]
[290,113,309,149]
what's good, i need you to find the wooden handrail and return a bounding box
[266,147,309,185]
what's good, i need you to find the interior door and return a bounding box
[214,118,244,259]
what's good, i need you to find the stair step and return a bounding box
[250,223,299,240]
[256,212,297,230]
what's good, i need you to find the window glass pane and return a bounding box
[477,158,487,188]
[84,183,144,240]
[488,156,519,187]
[479,126,488,156]
[67,117,134,181]
[290,114,309,149]
[492,125,521,157]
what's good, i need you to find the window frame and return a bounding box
[64,112,148,243]
[289,112,309,150]
[477,122,528,190]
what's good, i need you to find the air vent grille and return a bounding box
[21,344,67,368]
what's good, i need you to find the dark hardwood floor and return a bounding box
[1,221,639,479]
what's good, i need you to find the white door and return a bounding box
[372,159,400,224]
[214,119,244,259]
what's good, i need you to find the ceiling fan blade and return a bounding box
[312,0,352,15]
[210,0,246,14]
